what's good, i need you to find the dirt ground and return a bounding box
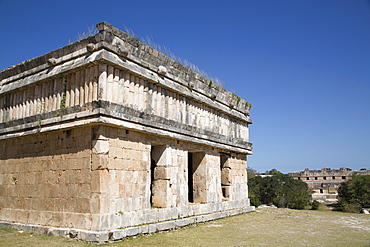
[1,208,369,247]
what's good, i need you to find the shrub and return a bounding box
[311,200,320,210]
[338,174,370,212]
[339,202,362,213]
[250,197,262,207]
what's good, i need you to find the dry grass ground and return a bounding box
[1,208,369,247]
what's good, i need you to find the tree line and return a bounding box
[248,168,370,212]
[248,171,311,209]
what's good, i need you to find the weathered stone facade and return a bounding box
[289,168,370,204]
[0,22,254,242]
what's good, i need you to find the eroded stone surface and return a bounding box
[289,168,370,204]
[0,22,254,243]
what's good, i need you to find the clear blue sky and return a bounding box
[1,0,369,173]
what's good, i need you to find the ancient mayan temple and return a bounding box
[0,22,253,242]
[289,168,370,204]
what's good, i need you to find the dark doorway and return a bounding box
[188,152,194,203]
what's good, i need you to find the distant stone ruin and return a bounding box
[289,168,370,204]
[0,22,254,242]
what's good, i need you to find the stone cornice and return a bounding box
[1,22,252,119]
[0,100,252,154]
[1,47,251,124]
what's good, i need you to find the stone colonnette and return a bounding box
[0,22,254,242]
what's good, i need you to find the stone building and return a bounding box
[289,168,370,204]
[0,22,254,242]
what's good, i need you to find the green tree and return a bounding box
[338,174,370,213]
[248,173,311,209]
[265,168,282,175]
[248,176,264,207]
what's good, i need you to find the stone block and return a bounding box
[157,208,168,222]
[47,228,68,237]
[112,229,127,240]
[148,224,157,234]
[38,211,53,226]
[10,223,23,231]
[168,207,178,220]
[151,180,170,208]
[154,166,170,180]
[126,226,139,236]
[84,232,109,243]
[199,203,211,215]
[109,157,124,170]
[178,206,189,218]
[194,215,205,223]
[0,222,12,229]
[64,212,89,229]
[28,211,40,224]
[156,220,175,231]
[130,211,143,226]
[120,212,131,228]
[19,224,33,233]
[109,214,122,230]
[92,140,109,154]
[209,213,220,221]
[139,224,149,234]
[109,146,123,159]
[143,209,158,223]
[137,171,149,184]
[175,217,194,227]
[190,204,200,215]
[50,212,65,227]
[219,211,228,218]
[90,214,103,231]
[31,225,48,235]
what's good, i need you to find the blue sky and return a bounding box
[1,0,369,173]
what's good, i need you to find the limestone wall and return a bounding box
[0,126,93,229]
[0,124,251,232]
[0,106,252,233]
[0,22,253,241]
[90,125,249,231]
